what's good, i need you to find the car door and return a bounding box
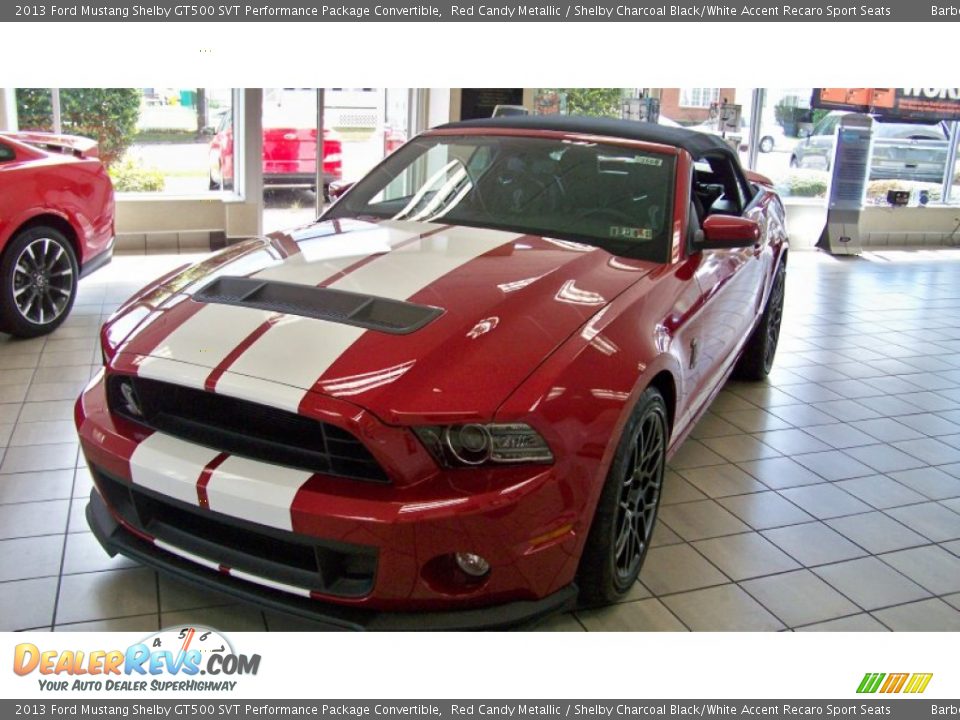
[685,154,766,412]
[0,140,20,243]
[799,113,840,169]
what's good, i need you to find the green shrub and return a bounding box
[108,157,165,192]
[779,171,828,198]
[16,88,141,167]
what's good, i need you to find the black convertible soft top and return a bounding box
[435,114,738,160]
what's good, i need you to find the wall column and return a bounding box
[0,88,18,131]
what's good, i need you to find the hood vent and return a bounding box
[194,276,442,335]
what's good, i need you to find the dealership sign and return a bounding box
[11,627,261,693]
[813,88,960,121]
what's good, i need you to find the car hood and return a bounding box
[109,219,655,423]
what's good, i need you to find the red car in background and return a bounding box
[0,132,114,338]
[208,108,343,197]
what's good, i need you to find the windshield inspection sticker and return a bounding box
[610,226,653,240]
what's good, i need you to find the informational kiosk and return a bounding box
[817,113,873,255]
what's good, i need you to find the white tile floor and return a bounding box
[2,248,960,631]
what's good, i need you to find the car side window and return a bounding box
[815,115,839,137]
[694,154,746,218]
[0,142,15,162]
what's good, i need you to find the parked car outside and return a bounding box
[0,132,114,337]
[208,107,343,197]
[79,116,787,629]
[790,111,950,182]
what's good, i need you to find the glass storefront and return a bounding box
[15,88,235,195]
[12,87,960,217]
[261,88,411,233]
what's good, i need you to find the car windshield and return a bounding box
[326,134,676,262]
[874,121,946,140]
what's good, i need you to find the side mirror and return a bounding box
[696,215,761,249]
[201,125,216,136]
[797,124,813,139]
[327,180,354,202]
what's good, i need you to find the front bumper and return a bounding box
[76,371,587,625]
[87,488,576,630]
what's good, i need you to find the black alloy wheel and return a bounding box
[762,265,786,373]
[734,261,787,381]
[0,226,78,338]
[577,387,668,606]
[612,402,666,584]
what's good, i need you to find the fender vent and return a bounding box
[194,276,442,334]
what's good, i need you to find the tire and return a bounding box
[209,161,223,191]
[0,226,78,338]
[759,136,774,153]
[577,387,668,607]
[734,261,786,381]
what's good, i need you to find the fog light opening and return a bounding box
[454,552,490,578]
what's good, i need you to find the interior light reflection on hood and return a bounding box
[555,279,606,306]
[319,360,416,397]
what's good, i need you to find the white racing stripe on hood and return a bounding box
[204,456,313,532]
[137,304,275,387]
[215,226,523,398]
[218,318,366,410]
[129,433,220,506]
[252,220,438,285]
[133,222,437,388]
[326,225,521,300]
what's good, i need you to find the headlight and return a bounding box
[413,423,554,467]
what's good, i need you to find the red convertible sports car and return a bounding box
[78,116,787,629]
[0,132,115,337]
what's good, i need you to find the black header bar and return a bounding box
[5,0,960,22]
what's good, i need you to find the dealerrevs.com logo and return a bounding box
[857,673,933,694]
[13,626,260,692]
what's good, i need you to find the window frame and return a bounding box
[679,88,721,109]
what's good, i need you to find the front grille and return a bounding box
[107,375,388,483]
[95,468,377,598]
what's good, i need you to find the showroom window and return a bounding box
[261,88,412,234]
[751,89,960,205]
[15,87,235,196]
[752,88,826,202]
[680,88,721,108]
[532,89,626,118]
